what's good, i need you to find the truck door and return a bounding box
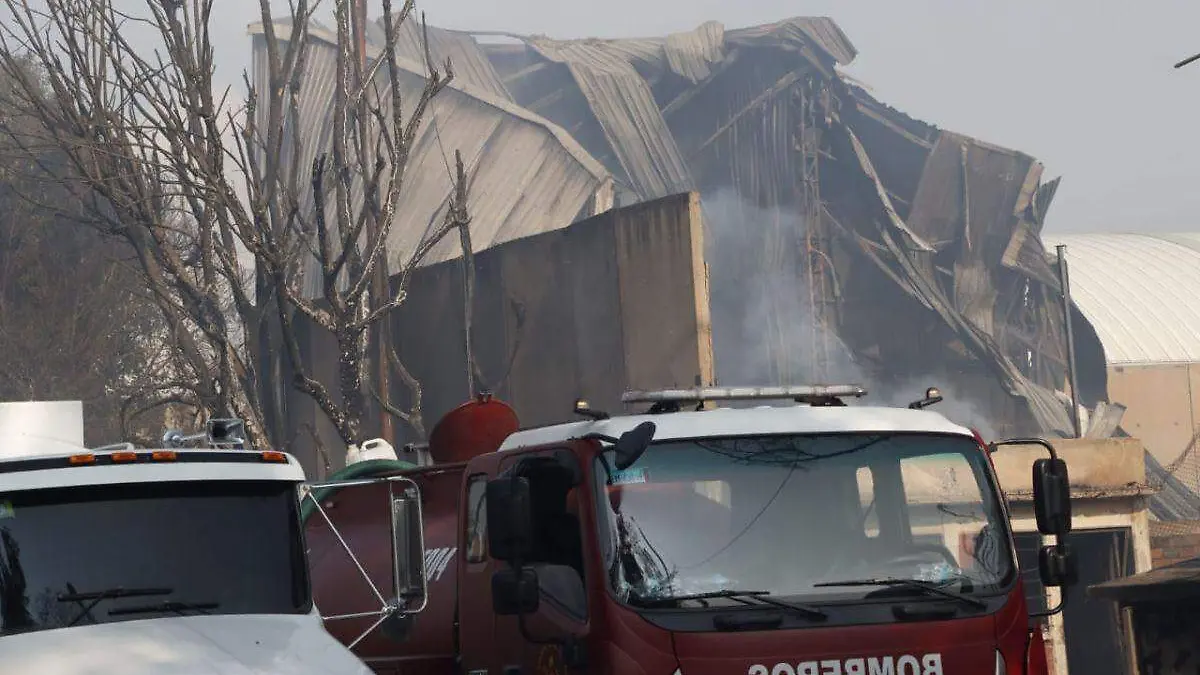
[493,448,591,675]
[458,469,498,675]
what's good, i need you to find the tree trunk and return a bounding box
[337,328,367,445]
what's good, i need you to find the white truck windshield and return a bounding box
[593,433,1014,605]
[0,480,309,635]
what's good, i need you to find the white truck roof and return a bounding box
[0,447,306,492]
[498,404,975,452]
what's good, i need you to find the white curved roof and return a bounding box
[1042,233,1200,365]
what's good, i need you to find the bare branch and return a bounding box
[0,0,473,450]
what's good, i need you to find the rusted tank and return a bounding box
[304,394,519,675]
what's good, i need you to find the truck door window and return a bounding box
[465,475,488,564]
[511,455,587,620]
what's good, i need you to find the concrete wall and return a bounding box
[288,192,713,477]
[991,437,1147,497]
[388,191,714,444]
[1108,362,1200,469]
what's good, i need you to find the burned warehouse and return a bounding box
[251,15,1112,467]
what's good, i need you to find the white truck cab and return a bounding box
[0,419,425,674]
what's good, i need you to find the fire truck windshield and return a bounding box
[592,432,1014,608]
[0,479,309,635]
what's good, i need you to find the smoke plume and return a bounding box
[700,188,998,439]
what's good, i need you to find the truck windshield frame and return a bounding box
[591,431,1017,617]
[0,479,312,636]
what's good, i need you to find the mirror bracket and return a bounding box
[988,437,1059,460]
[581,423,656,478]
[990,437,1075,619]
[303,475,429,646]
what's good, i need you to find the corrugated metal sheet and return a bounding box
[663,21,726,83]
[840,123,1073,436]
[524,38,695,199]
[725,17,857,66]
[507,16,857,201]
[1042,233,1200,365]
[387,65,614,266]
[1146,450,1200,521]
[383,20,513,101]
[248,21,612,297]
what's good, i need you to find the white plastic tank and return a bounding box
[345,437,399,466]
[0,400,85,459]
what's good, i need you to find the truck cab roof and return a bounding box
[0,447,306,492]
[498,403,975,452]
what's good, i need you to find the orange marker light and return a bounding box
[68,454,95,465]
[260,451,287,463]
[111,452,138,462]
[151,451,177,461]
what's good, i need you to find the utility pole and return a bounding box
[1056,245,1082,438]
[353,0,395,444]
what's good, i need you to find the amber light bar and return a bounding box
[35,449,290,471]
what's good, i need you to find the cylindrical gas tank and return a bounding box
[428,393,519,464]
[306,464,464,675]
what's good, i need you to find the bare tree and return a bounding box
[0,0,470,449]
[0,60,165,444]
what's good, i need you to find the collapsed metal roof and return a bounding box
[253,14,1091,437]
[468,17,1080,436]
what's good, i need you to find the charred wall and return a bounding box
[384,192,713,446]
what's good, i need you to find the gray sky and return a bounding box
[207,1,1200,234]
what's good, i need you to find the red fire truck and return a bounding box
[304,385,1076,675]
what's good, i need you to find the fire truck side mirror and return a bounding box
[486,476,534,563]
[492,567,540,615]
[1038,543,1077,588]
[391,488,428,608]
[613,422,656,471]
[1032,457,1072,536]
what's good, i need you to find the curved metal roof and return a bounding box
[1042,233,1200,365]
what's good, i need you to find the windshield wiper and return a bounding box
[634,589,827,619]
[812,578,986,609]
[107,600,220,617]
[57,586,174,627]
